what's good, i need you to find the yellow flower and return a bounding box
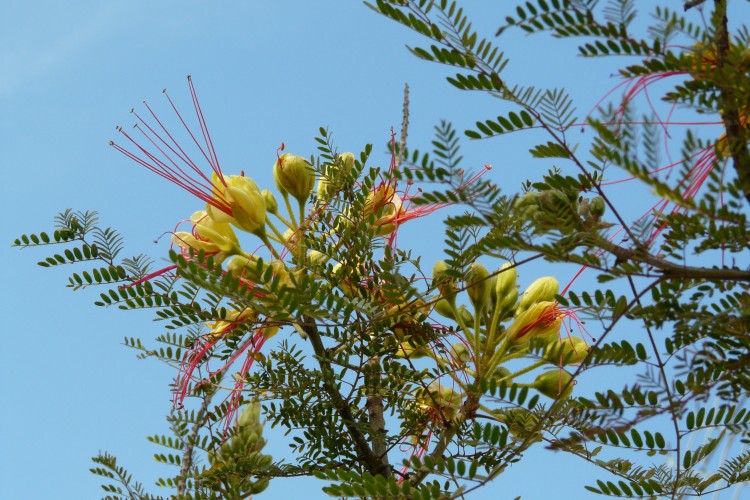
[362,184,404,236]
[415,383,463,421]
[207,174,267,236]
[206,308,259,340]
[172,211,240,261]
[506,301,561,345]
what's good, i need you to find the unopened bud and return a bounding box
[518,276,559,313]
[339,152,355,177]
[433,261,458,303]
[466,262,491,313]
[273,153,315,203]
[544,337,589,366]
[533,369,573,399]
[449,342,471,364]
[262,189,278,214]
[589,196,605,218]
[494,263,517,301]
[307,250,326,267]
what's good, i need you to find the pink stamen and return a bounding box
[110,77,232,215]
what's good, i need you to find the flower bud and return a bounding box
[226,254,260,275]
[317,176,335,200]
[273,153,315,203]
[433,261,458,303]
[238,401,261,428]
[491,366,512,382]
[395,341,429,359]
[307,250,327,267]
[466,262,491,313]
[533,369,573,399]
[494,262,517,302]
[589,196,605,218]
[262,189,278,215]
[449,342,471,364]
[282,229,305,261]
[518,276,559,313]
[434,298,456,320]
[506,301,561,344]
[339,152,355,177]
[206,307,259,340]
[503,408,542,442]
[543,336,589,366]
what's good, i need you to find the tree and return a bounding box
[13,0,750,498]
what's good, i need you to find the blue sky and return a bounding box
[3,1,749,499]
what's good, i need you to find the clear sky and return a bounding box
[3,1,749,499]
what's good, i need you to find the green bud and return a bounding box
[434,298,456,320]
[503,408,542,442]
[226,254,260,275]
[518,276,559,313]
[457,304,474,326]
[238,401,261,427]
[501,287,519,313]
[307,250,326,267]
[466,262,491,313]
[395,341,429,359]
[317,176,335,200]
[262,189,278,215]
[492,366,512,382]
[543,337,589,366]
[283,229,306,262]
[449,342,471,364]
[590,196,605,218]
[433,261,458,303]
[339,152,355,177]
[533,369,573,399]
[494,263,517,301]
[273,153,315,203]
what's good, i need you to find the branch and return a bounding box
[597,237,750,282]
[713,0,750,204]
[300,316,389,477]
[177,386,216,497]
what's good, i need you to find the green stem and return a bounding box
[266,218,286,243]
[282,192,298,229]
[495,359,546,383]
[298,198,306,229]
[259,233,281,260]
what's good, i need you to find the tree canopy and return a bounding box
[13,0,750,498]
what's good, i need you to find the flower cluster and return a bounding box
[110,77,491,430]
